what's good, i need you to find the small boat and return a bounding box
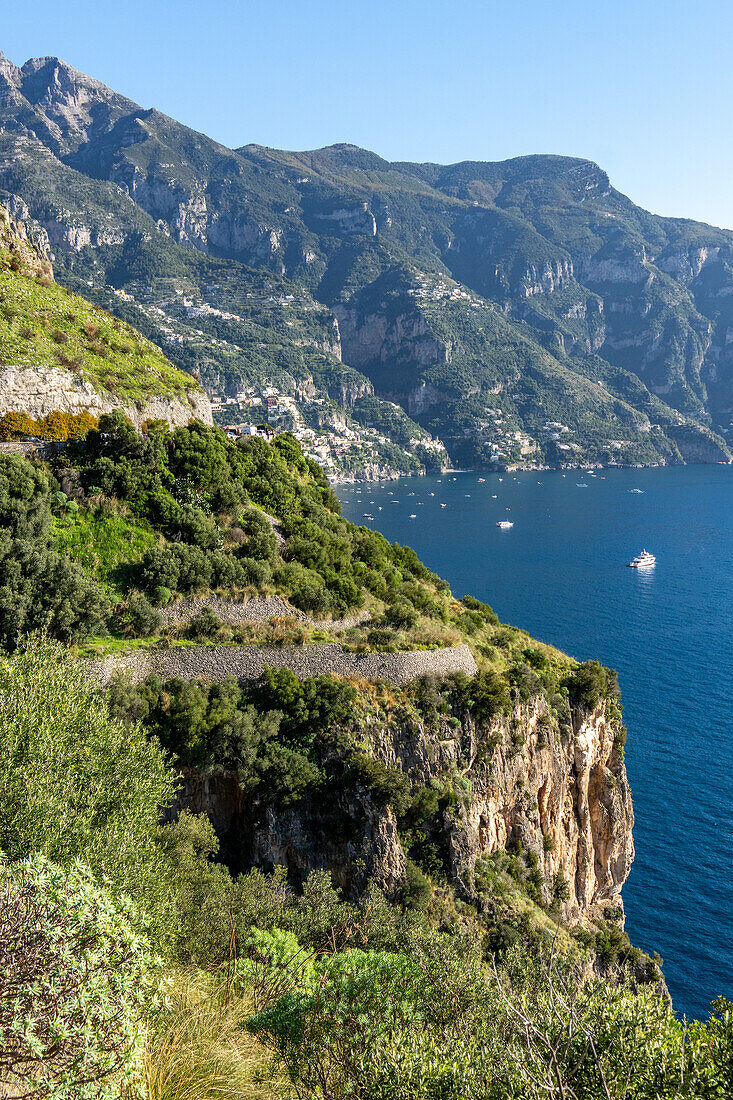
[576,482,588,488]
[628,488,644,494]
[628,549,656,568]
[478,478,485,482]
[440,503,447,508]
[496,520,514,529]
[492,494,497,498]
[409,513,417,518]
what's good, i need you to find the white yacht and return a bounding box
[496,520,514,529]
[628,549,656,568]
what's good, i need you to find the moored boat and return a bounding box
[628,549,656,568]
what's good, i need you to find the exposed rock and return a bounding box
[172,690,632,924]
[0,201,52,277]
[0,364,212,429]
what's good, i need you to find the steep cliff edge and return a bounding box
[175,689,631,930]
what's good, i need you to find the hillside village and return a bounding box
[102,279,452,478]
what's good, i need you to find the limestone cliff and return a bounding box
[174,691,632,928]
[0,201,52,278]
[0,364,212,428]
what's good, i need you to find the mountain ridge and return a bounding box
[1,49,731,471]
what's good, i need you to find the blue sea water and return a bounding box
[336,464,733,1020]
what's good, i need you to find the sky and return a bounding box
[3,0,732,227]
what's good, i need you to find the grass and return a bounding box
[0,248,199,402]
[51,507,159,590]
[130,969,289,1100]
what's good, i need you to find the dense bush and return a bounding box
[566,659,619,710]
[0,409,99,441]
[0,454,109,647]
[0,635,176,929]
[0,855,159,1100]
[248,935,733,1100]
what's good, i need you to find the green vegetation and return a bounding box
[0,855,159,1099]
[0,57,732,1090]
[0,636,175,926]
[0,241,199,402]
[0,634,730,1099]
[0,415,493,653]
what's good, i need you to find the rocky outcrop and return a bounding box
[365,695,632,926]
[0,365,212,429]
[0,201,52,277]
[173,690,632,924]
[175,768,406,897]
[312,202,377,236]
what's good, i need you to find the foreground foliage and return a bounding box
[0,635,176,932]
[247,933,733,1099]
[0,640,730,1099]
[0,855,159,1099]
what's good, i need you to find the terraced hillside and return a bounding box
[0,412,639,962]
[1,50,731,469]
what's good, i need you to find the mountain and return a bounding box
[1,50,731,469]
[0,199,210,427]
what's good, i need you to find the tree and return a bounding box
[0,411,39,440]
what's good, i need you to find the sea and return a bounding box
[336,464,733,1020]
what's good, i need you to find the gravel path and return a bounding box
[91,642,477,687]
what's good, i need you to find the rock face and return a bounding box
[178,770,406,899]
[0,201,52,277]
[174,690,632,926]
[0,364,212,428]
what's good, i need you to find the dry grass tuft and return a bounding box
[132,969,289,1100]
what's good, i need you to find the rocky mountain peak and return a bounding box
[4,53,140,156]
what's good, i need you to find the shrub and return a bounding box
[566,659,616,711]
[401,858,432,911]
[346,751,411,815]
[0,635,176,931]
[467,669,512,723]
[240,555,272,588]
[0,855,160,1099]
[152,584,172,607]
[186,606,222,641]
[114,591,163,638]
[381,597,418,631]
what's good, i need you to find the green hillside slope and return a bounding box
[0,202,200,403]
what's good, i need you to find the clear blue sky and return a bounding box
[3,0,732,227]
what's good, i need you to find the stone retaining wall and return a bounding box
[161,594,371,631]
[91,642,477,687]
